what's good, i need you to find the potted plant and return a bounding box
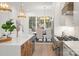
[1,19,16,40]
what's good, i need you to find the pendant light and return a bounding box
[40,6,50,20]
[17,2,26,19]
[0,2,12,12]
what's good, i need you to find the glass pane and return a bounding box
[46,19,51,28]
[37,17,44,28]
[29,17,36,32]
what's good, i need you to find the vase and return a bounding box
[3,32,12,39]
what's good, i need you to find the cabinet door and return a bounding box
[63,44,76,56]
[21,39,33,56]
[21,43,26,56]
[27,39,33,56]
[25,42,28,56]
[30,39,33,55]
[63,44,72,56]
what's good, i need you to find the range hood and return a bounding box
[62,2,74,15]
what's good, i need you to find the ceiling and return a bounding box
[7,2,55,16]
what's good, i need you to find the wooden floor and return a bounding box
[32,42,56,56]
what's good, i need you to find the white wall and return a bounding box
[74,2,79,38]
[54,2,65,36]
[54,2,75,37]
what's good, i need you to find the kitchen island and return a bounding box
[0,34,35,56]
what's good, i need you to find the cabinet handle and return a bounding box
[53,47,60,51]
[75,54,78,56]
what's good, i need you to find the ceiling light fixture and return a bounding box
[0,2,12,12]
[40,16,50,20]
[17,2,26,19]
[39,6,50,20]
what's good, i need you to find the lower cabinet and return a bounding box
[57,42,63,56]
[53,38,78,56]
[21,38,34,56]
[63,44,77,56]
[53,40,63,56]
[21,42,27,56]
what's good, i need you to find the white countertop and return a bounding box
[0,34,34,46]
[0,32,34,56]
[64,41,79,55]
[54,37,59,41]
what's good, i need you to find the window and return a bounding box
[46,19,51,28]
[29,17,36,32]
[29,16,52,32]
[37,17,44,28]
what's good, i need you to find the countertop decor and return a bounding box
[1,19,16,42]
[0,37,12,43]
